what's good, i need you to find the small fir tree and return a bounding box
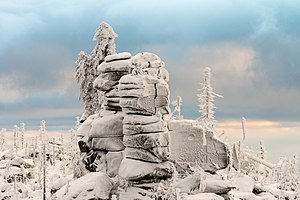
[197,67,222,130]
[197,67,222,145]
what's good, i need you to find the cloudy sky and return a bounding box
[1,0,300,157]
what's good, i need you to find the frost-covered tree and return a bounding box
[20,122,25,149]
[75,22,117,122]
[171,96,183,120]
[91,22,117,66]
[197,67,223,132]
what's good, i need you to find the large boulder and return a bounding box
[105,52,131,62]
[169,120,229,172]
[230,172,255,193]
[55,172,113,200]
[89,113,124,138]
[92,137,125,151]
[118,158,173,183]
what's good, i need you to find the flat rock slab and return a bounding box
[98,59,133,73]
[123,120,168,135]
[123,114,161,125]
[124,147,169,162]
[105,52,131,62]
[119,158,173,183]
[92,137,125,151]
[93,77,118,91]
[168,120,229,172]
[89,113,124,138]
[119,85,156,97]
[119,74,163,86]
[120,96,156,113]
[123,132,170,149]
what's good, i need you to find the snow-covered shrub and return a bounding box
[273,157,300,192]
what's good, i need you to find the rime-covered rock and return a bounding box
[123,114,161,125]
[119,74,162,86]
[92,137,125,151]
[123,132,169,149]
[118,158,173,183]
[169,120,229,172]
[11,157,34,168]
[105,52,131,62]
[93,78,118,91]
[205,174,236,194]
[119,85,156,97]
[228,191,261,200]
[98,59,133,73]
[55,172,113,200]
[123,120,168,135]
[124,147,169,162]
[175,172,205,194]
[106,151,123,177]
[104,87,119,97]
[76,113,99,138]
[231,173,255,193]
[119,187,153,200]
[89,113,124,138]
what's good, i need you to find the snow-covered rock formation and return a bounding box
[118,52,173,183]
[77,52,133,176]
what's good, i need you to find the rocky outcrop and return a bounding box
[168,120,229,173]
[118,52,173,183]
[77,52,132,176]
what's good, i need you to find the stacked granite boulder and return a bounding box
[118,52,173,183]
[77,52,132,177]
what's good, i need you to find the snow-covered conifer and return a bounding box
[75,22,117,122]
[197,67,222,134]
[20,122,25,149]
